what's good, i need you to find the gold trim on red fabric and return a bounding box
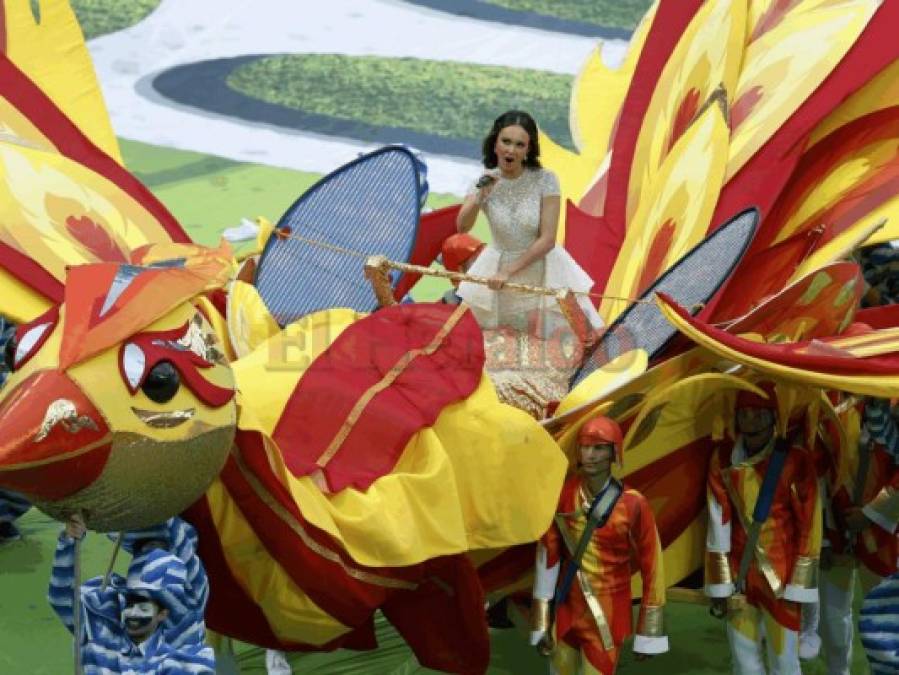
[314,304,469,468]
[720,467,784,597]
[705,551,733,586]
[869,485,899,526]
[231,449,418,590]
[581,573,615,650]
[790,556,818,590]
[532,599,552,632]
[555,515,614,650]
[640,605,665,637]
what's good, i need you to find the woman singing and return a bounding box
[456,110,603,338]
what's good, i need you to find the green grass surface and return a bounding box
[0,510,128,675]
[72,0,161,40]
[226,54,576,150]
[483,0,653,30]
[29,0,160,39]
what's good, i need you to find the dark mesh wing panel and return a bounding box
[255,146,424,326]
[571,208,758,387]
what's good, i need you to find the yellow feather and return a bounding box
[3,0,122,162]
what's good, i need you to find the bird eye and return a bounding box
[140,361,180,404]
[9,321,53,372]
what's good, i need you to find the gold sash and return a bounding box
[554,515,615,650]
[720,470,784,598]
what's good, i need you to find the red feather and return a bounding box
[392,204,461,300]
[667,88,701,155]
[750,0,801,42]
[65,215,129,262]
[731,85,764,132]
[638,218,677,295]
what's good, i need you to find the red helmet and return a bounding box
[735,381,777,411]
[442,233,485,279]
[577,415,623,465]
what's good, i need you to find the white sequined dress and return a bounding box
[457,168,603,336]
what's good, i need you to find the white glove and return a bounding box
[223,217,260,243]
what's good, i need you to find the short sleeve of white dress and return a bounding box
[539,170,561,198]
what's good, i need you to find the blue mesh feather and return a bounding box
[256,146,427,326]
[571,208,758,387]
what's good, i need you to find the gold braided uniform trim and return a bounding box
[231,449,418,590]
[868,485,899,530]
[720,469,784,598]
[554,515,614,651]
[581,581,615,650]
[705,551,733,586]
[789,556,818,590]
[315,304,468,468]
[532,598,552,632]
[640,605,664,637]
[757,555,784,598]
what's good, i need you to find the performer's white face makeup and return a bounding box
[122,595,168,643]
[579,443,614,477]
[494,124,529,176]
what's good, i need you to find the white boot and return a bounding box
[799,601,822,660]
[799,631,821,660]
[265,649,292,675]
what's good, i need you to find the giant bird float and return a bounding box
[3,1,899,673]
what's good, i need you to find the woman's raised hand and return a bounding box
[476,170,500,204]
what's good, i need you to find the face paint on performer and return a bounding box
[122,594,168,643]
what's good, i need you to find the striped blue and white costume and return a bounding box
[861,575,899,673]
[48,526,215,674]
[113,518,209,618]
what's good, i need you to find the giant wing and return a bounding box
[0,53,191,323]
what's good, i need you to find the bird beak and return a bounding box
[0,370,111,501]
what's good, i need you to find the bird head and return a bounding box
[0,250,236,530]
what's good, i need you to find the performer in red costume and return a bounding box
[530,414,668,674]
[705,383,821,675]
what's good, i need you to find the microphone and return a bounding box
[475,173,498,189]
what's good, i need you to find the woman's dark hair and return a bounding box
[481,110,541,169]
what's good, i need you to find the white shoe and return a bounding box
[799,632,821,660]
[223,217,260,243]
[265,649,292,675]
